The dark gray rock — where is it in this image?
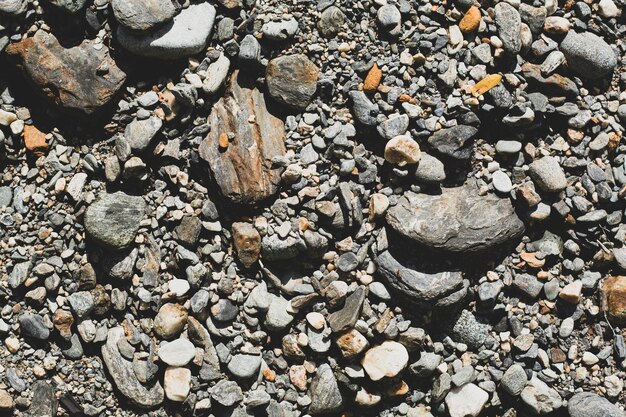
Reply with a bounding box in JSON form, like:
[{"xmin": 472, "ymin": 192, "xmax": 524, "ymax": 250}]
[
  {"xmin": 26, "ymin": 381, "xmax": 57, "ymax": 417},
  {"xmin": 19, "ymin": 313, "xmax": 50, "ymax": 340},
  {"xmin": 308, "ymin": 364, "xmax": 343, "ymax": 415},
  {"xmin": 349, "ymin": 90, "xmax": 378, "ymax": 126},
  {"xmin": 45, "ymin": 0, "xmax": 87, "ymax": 13},
  {"xmin": 328, "ymin": 286, "xmax": 365, "ymax": 333},
  {"xmin": 266, "ymin": 54, "xmax": 319, "ymax": 110},
  {"xmin": 125, "ymin": 116, "xmax": 162, "ymax": 152},
  {"xmin": 495, "ymin": 2, "xmax": 522, "ymax": 54},
  {"xmin": 386, "ymin": 181, "xmax": 525, "ymax": 253},
  {"xmin": 211, "ymin": 380, "xmax": 243, "ymax": 407},
  {"xmin": 427, "ymin": 125, "xmax": 478, "ymax": 160}
]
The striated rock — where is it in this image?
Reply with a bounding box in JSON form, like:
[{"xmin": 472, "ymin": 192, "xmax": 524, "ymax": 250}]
[
  {"xmin": 560, "ymin": 31, "xmax": 617, "ymax": 79},
  {"xmin": 84, "ymin": 192, "xmax": 146, "ymax": 250},
  {"xmin": 361, "ymin": 341, "xmax": 408, "ymax": 381},
  {"xmin": 26, "ymin": 381, "xmax": 57, "ymax": 417},
  {"xmin": 232, "ymin": 222, "xmax": 261, "ymax": 268},
  {"xmin": 5, "ymin": 30, "xmax": 127, "ymax": 115},
  {"xmin": 308, "ymin": 364, "xmax": 343, "ymax": 415},
  {"xmin": 386, "ymin": 181, "xmax": 524, "ymax": 253},
  {"xmin": 199, "ymin": 72, "xmax": 286, "ymax": 204},
  {"xmin": 266, "ymin": 54, "xmax": 319, "ymax": 110},
  {"xmin": 111, "ymin": 0, "xmax": 177, "ymax": 31},
  {"xmin": 101, "ymin": 327, "xmax": 164, "ymax": 408},
  {"xmin": 427, "ymin": 125, "xmax": 478, "ymax": 160},
  {"xmin": 117, "ymin": 3, "xmax": 215, "ymax": 60},
  {"xmin": 603, "ymin": 276, "xmax": 626, "ymax": 325}
]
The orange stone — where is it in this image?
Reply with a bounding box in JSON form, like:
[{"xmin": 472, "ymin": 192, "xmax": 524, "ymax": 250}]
[
  {"xmin": 459, "ymin": 6, "xmax": 481, "ymax": 33},
  {"xmin": 363, "ymin": 63, "xmax": 382, "ymax": 92},
  {"xmin": 603, "ymin": 276, "xmax": 626, "ymax": 324},
  {"xmin": 262, "ymin": 367, "xmax": 276, "ymax": 382},
  {"xmin": 471, "ymin": 74, "xmax": 502, "ymax": 97},
  {"xmin": 218, "ymin": 132, "xmax": 229, "ymax": 150},
  {"xmin": 23, "ymin": 124, "xmax": 48, "ymax": 155}
]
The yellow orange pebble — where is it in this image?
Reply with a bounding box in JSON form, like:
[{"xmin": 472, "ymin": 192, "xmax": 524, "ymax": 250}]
[
  {"xmin": 363, "ymin": 63, "xmax": 382, "ymax": 92},
  {"xmin": 23, "ymin": 124, "xmax": 48, "ymax": 155},
  {"xmin": 218, "ymin": 133, "xmax": 229, "ymax": 150},
  {"xmin": 471, "ymin": 74, "xmax": 503, "ymax": 97},
  {"xmin": 459, "ymin": 6, "xmax": 481, "ymax": 33}
]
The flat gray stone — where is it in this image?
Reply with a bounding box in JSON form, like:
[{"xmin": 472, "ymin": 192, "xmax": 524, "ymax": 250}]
[
  {"xmin": 568, "ymin": 392, "xmax": 624, "ymax": 417},
  {"xmin": 560, "ymin": 31, "xmax": 617, "ymax": 79},
  {"xmin": 112, "ymin": 0, "xmax": 177, "ymax": 31},
  {"xmin": 308, "ymin": 364, "xmax": 343, "ymax": 415}
]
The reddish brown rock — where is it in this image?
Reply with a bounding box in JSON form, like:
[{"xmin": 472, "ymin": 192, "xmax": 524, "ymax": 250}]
[
  {"xmin": 198, "ymin": 72, "xmax": 285, "ymax": 205},
  {"xmin": 266, "ymin": 54, "xmax": 319, "ymax": 110},
  {"xmin": 5, "ymin": 30, "xmax": 127, "ymax": 114},
  {"xmin": 232, "ymin": 222, "xmax": 261, "ymax": 267},
  {"xmin": 603, "ymin": 276, "xmax": 626, "ymax": 324},
  {"xmin": 23, "ymin": 124, "xmax": 48, "ymax": 155},
  {"xmin": 52, "ymin": 309, "xmax": 74, "ymax": 340}
]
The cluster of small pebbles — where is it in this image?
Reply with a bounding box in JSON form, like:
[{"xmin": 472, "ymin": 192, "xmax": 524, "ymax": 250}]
[{"xmin": 0, "ymin": 0, "xmax": 625, "ymax": 416}]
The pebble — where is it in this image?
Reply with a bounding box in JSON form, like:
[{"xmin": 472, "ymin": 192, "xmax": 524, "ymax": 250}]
[
  {"xmin": 158, "ymin": 338, "xmax": 196, "ymax": 366},
  {"xmin": 528, "ymin": 156, "xmax": 567, "ymax": 193},
  {"xmin": 361, "ymin": 341, "xmax": 409, "ymax": 381},
  {"xmin": 164, "ymin": 367, "xmax": 191, "ymax": 402}
]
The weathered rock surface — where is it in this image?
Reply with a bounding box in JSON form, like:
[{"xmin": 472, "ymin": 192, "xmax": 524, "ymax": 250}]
[
  {"xmin": 199, "ymin": 72, "xmax": 286, "ymax": 204},
  {"xmin": 101, "ymin": 327, "xmax": 164, "ymax": 408},
  {"xmin": 308, "ymin": 364, "xmax": 343, "ymax": 415},
  {"xmin": 386, "ymin": 182, "xmax": 525, "ymax": 253},
  {"xmin": 266, "ymin": 54, "xmax": 319, "ymax": 110},
  {"xmin": 45, "ymin": 0, "xmax": 87, "ymax": 13},
  {"xmin": 560, "ymin": 31, "xmax": 617, "ymax": 79},
  {"xmin": 427, "ymin": 125, "xmax": 478, "ymax": 160},
  {"xmin": 0, "ymin": 0, "xmax": 26, "ymax": 14},
  {"xmin": 26, "ymin": 381, "xmax": 57, "ymax": 417},
  {"xmin": 603, "ymin": 276, "xmax": 626, "ymax": 325},
  {"xmin": 232, "ymin": 222, "xmax": 261, "ymax": 267},
  {"xmin": 111, "ymin": 0, "xmax": 177, "ymax": 31},
  {"xmin": 84, "ymin": 192, "xmax": 146, "ymax": 250},
  {"xmin": 568, "ymin": 392, "xmax": 624, "ymax": 417},
  {"xmin": 5, "ymin": 30, "xmax": 127, "ymax": 114}
]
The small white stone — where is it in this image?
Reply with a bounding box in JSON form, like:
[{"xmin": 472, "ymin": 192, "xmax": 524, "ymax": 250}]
[
  {"xmin": 361, "ymin": 341, "xmax": 408, "ymax": 381},
  {"xmin": 598, "ymin": 0, "xmax": 620, "ymax": 17},
  {"xmin": 168, "ymin": 279, "xmax": 190, "ymax": 297},
  {"xmin": 492, "ymin": 170, "xmax": 512, "ymax": 194},
  {"xmin": 582, "ymin": 351, "xmax": 599, "ymax": 366},
  {"xmin": 445, "ymin": 383, "xmax": 489, "ymax": 417},
  {"xmin": 306, "ymin": 312, "xmax": 326, "ymax": 330},
  {"xmin": 164, "ymin": 366, "xmax": 191, "ymax": 402},
  {"xmin": 159, "ymin": 338, "xmax": 196, "ymax": 366}
]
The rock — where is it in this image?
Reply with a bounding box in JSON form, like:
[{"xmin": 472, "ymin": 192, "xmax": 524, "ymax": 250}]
[
  {"xmin": 377, "ymin": 4, "xmax": 401, "ymax": 36},
  {"xmin": 328, "ymin": 286, "xmax": 365, "ymax": 333},
  {"xmin": 111, "ymin": 0, "xmax": 177, "ymax": 31},
  {"xmin": 6, "ymin": 30, "xmax": 126, "ymax": 114},
  {"xmin": 386, "ymin": 181, "xmax": 524, "ymax": 253},
  {"xmin": 500, "ymin": 364, "xmax": 528, "ymax": 396},
  {"xmin": 528, "ymin": 156, "xmax": 567, "ymax": 193},
  {"xmin": 173, "ymin": 216, "xmax": 202, "ymax": 247},
  {"xmin": 514, "ymin": 274, "xmax": 544, "ymax": 299},
  {"xmin": 522, "ymin": 63, "xmax": 579, "ymax": 98},
  {"xmin": 101, "ymin": 327, "xmax": 164, "ymax": 408},
  {"xmin": 520, "ymin": 375, "xmax": 562, "ymax": 414},
  {"xmin": 363, "ymin": 63, "xmax": 383, "ymax": 92},
  {"xmin": 198, "ymin": 72, "xmax": 286, "ymax": 205},
  {"xmin": 318, "ymin": 6, "xmax": 345, "ymax": 38},
  {"xmin": 125, "ymin": 117, "xmax": 162, "ymax": 152},
  {"xmin": 68, "ymin": 291, "xmax": 94, "ymax": 318},
  {"xmin": 159, "ymin": 338, "xmax": 195, "ymax": 366},
  {"xmin": 84, "ymin": 192, "xmax": 146, "ymax": 250},
  {"xmin": 376, "ymin": 250, "xmax": 467, "ymax": 308},
  {"xmin": 336, "ymin": 329, "xmax": 369, "ymax": 358},
  {"xmin": 117, "ymin": 3, "xmax": 216, "ymax": 60},
  {"xmin": 266, "ymin": 54, "xmax": 319, "ymax": 110},
  {"xmin": 349, "ymin": 90, "xmax": 378, "ymax": 126},
  {"xmin": 265, "ymin": 295, "xmax": 295, "ymax": 332},
  {"xmin": 494, "ymin": 2, "xmax": 522, "ymax": 54},
  {"xmin": 544, "ymin": 16, "xmax": 570, "ymax": 34},
  {"xmin": 598, "ymin": 0, "xmax": 620, "ymax": 17},
  {"xmin": 445, "ymin": 384, "xmax": 489, "ymax": 417},
  {"xmin": 409, "ymin": 352, "xmax": 441, "ymax": 378},
  {"xmin": 559, "ymin": 281, "xmax": 582, "ymax": 304},
  {"xmin": 238, "ymin": 35, "xmax": 261, "ymax": 66},
  {"xmin": 211, "ymin": 380, "xmax": 243, "ymax": 407},
  {"xmin": 164, "ymin": 367, "xmax": 191, "ymax": 402},
  {"xmin": 202, "ymin": 53, "xmax": 230, "ymax": 95},
  {"xmin": 232, "ymin": 222, "xmax": 261, "ymax": 267},
  {"xmin": 26, "ymin": 381, "xmax": 57, "ymax": 417},
  {"xmin": 427, "ymin": 125, "xmax": 478, "ymax": 160},
  {"xmin": 262, "ymin": 18, "xmax": 298, "ymax": 40},
  {"xmin": 414, "ymin": 153, "xmax": 446, "ymax": 183},
  {"xmin": 449, "ymin": 310, "xmax": 490, "ymax": 350},
  {"xmin": 227, "ymin": 354, "xmax": 262, "ymax": 379},
  {"xmin": 154, "ymin": 303, "xmax": 188, "ymax": 339},
  {"xmin": 23, "ymin": 124, "xmax": 48, "ymax": 155},
  {"xmin": 492, "ymin": 170, "xmax": 513, "ymax": 194},
  {"xmin": 560, "ymin": 31, "xmax": 617, "ymax": 79},
  {"xmin": 603, "ymin": 276, "xmax": 626, "ymax": 324},
  {"xmin": 0, "ymin": 389, "xmax": 12, "ymax": 410},
  {"xmin": 0, "ymin": 0, "xmax": 27, "ymax": 15},
  {"xmin": 361, "ymin": 341, "xmax": 408, "ymax": 381},
  {"xmin": 568, "ymin": 392, "xmax": 624, "ymax": 417},
  {"xmin": 384, "ymin": 135, "xmax": 421, "ymax": 166},
  {"xmin": 459, "ymin": 6, "xmax": 481, "ymax": 33},
  {"xmin": 45, "ymin": 0, "xmax": 87, "ymax": 13},
  {"xmin": 19, "ymin": 313, "xmax": 50, "ymax": 340},
  {"xmin": 308, "ymin": 364, "xmax": 343, "ymax": 415},
  {"xmin": 378, "ymin": 113, "xmax": 409, "ymax": 139}
]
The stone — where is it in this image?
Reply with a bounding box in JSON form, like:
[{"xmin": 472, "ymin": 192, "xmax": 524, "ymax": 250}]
[
  {"xmin": 459, "ymin": 6, "xmax": 481, "ymax": 33},
  {"xmin": 500, "ymin": 364, "xmax": 527, "ymax": 396},
  {"xmin": 266, "ymin": 54, "xmax": 319, "ymax": 110},
  {"xmin": 349, "ymin": 90, "xmax": 378, "ymax": 126},
  {"xmin": 159, "ymin": 338, "xmax": 195, "ymax": 366},
  {"xmin": 0, "ymin": 389, "xmax": 12, "ymax": 410},
  {"xmin": 409, "ymin": 352, "xmax": 441, "ymax": 378},
  {"xmin": 164, "ymin": 367, "xmax": 191, "ymax": 402},
  {"xmin": 198, "ymin": 72, "xmax": 286, "ymax": 205},
  {"xmin": 494, "ymin": 2, "xmax": 522, "ymax": 54},
  {"xmin": 568, "ymin": 392, "xmax": 624, "ymax": 417},
  {"xmin": 560, "ymin": 31, "xmax": 617, "ymax": 79},
  {"xmin": 528, "ymin": 156, "xmax": 567, "ymax": 193},
  {"xmin": 603, "ymin": 276, "xmax": 626, "ymax": 325},
  {"xmin": 117, "ymin": 3, "xmax": 216, "ymax": 60},
  {"xmin": 0, "ymin": 0, "xmax": 26, "ymax": 14},
  {"xmin": 6, "ymin": 30, "xmax": 126, "ymax": 114},
  {"xmin": 328, "ymin": 286, "xmax": 365, "ymax": 333},
  {"xmin": 559, "ymin": 281, "xmax": 582, "ymax": 304},
  {"xmin": 261, "ymin": 18, "xmax": 298, "ymax": 41},
  {"xmin": 427, "ymin": 125, "xmax": 478, "ymax": 160},
  {"xmin": 125, "ymin": 117, "xmax": 162, "ymax": 152},
  {"xmin": 308, "ymin": 364, "xmax": 343, "ymax": 415},
  {"xmin": 445, "ymin": 384, "xmax": 489, "ymax": 417},
  {"xmin": 376, "ymin": 4, "xmax": 401, "ymax": 36},
  {"xmin": 472, "ymin": 74, "xmax": 502, "ymax": 97},
  {"xmin": 362, "ymin": 341, "xmax": 409, "ymax": 381},
  {"xmin": 318, "ymin": 6, "xmax": 345, "ymax": 38},
  {"xmin": 265, "ymin": 295, "xmax": 295, "ymax": 332},
  {"xmin": 45, "ymin": 0, "xmax": 87, "ymax": 13},
  {"xmin": 227, "ymin": 354, "xmax": 262, "ymax": 379},
  {"xmin": 449, "ymin": 310, "xmax": 490, "ymax": 350},
  {"xmin": 544, "ymin": 16, "xmax": 569, "ymax": 34},
  {"xmin": 520, "ymin": 375, "xmax": 562, "ymax": 414},
  {"xmin": 211, "ymin": 380, "xmax": 243, "ymax": 407},
  {"xmin": 202, "ymin": 53, "xmax": 230, "ymax": 95},
  {"xmin": 384, "ymin": 135, "xmax": 421, "ymax": 166},
  {"xmin": 378, "ymin": 113, "xmax": 409, "ymax": 139},
  {"xmin": 173, "ymin": 216, "xmax": 202, "ymax": 247},
  {"xmin": 414, "ymin": 153, "xmax": 446, "ymax": 184},
  {"xmin": 154, "ymin": 303, "xmax": 188, "ymax": 339},
  {"xmin": 232, "ymin": 222, "xmax": 261, "ymax": 268},
  {"xmin": 101, "ymin": 327, "xmax": 164, "ymax": 408},
  {"xmin": 386, "ymin": 181, "xmax": 524, "ymax": 253},
  {"xmin": 19, "ymin": 313, "xmax": 50, "ymax": 340},
  {"xmin": 336, "ymin": 329, "xmax": 369, "ymax": 358},
  {"xmin": 492, "ymin": 170, "xmax": 513, "ymax": 194},
  {"xmin": 84, "ymin": 191, "xmax": 146, "ymax": 250},
  {"xmin": 514, "ymin": 274, "xmax": 544, "ymax": 299},
  {"xmin": 598, "ymin": 0, "xmax": 620, "ymax": 17},
  {"xmin": 23, "ymin": 124, "xmax": 48, "ymax": 154},
  {"xmin": 363, "ymin": 63, "xmax": 383, "ymax": 92},
  {"xmin": 68, "ymin": 291, "xmax": 94, "ymax": 318},
  {"xmin": 111, "ymin": 0, "xmax": 177, "ymax": 31},
  {"xmin": 26, "ymin": 381, "xmax": 57, "ymax": 417}
]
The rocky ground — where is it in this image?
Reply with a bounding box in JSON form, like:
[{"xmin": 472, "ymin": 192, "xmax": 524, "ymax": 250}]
[{"xmin": 0, "ymin": 0, "xmax": 625, "ymax": 416}]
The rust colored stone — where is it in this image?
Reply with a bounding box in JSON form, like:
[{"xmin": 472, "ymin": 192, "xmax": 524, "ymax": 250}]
[
  {"xmin": 52, "ymin": 309, "xmax": 74, "ymax": 340},
  {"xmin": 23, "ymin": 124, "xmax": 48, "ymax": 155},
  {"xmin": 231, "ymin": 222, "xmax": 261, "ymax": 267},
  {"xmin": 218, "ymin": 132, "xmax": 229, "ymax": 150},
  {"xmin": 5, "ymin": 30, "xmax": 126, "ymax": 114},
  {"xmin": 459, "ymin": 6, "xmax": 481, "ymax": 33},
  {"xmin": 363, "ymin": 63, "xmax": 382, "ymax": 92},
  {"xmin": 471, "ymin": 74, "xmax": 502, "ymax": 97},
  {"xmin": 603, "ymin": 276, "xmax": 626, "ymax": 324}
]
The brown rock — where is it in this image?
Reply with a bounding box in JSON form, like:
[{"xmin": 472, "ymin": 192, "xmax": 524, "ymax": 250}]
[
  {"xmin": 23, "ymin": 124, "xmax": 48, "ymax": 155},
  {"xmin": 0, "ymin": 389, "xmax": 13, "ymax": 410},
  {"xmin": 232, "ymin": 222, "xmax": 261, "ymax": 268},
  {"xmin": 363, "ymin": 63, "xmax": 382, "ymax": 92},
  {"xmin": 52, "ymin": 309, "xmax": 74, "ymax": 340},
  {"xmin": 471, "ymin": 74, "xmax": 502, "ymax": 97},
  {"xmin": 290, "ymin": 365, "xmax": 308, "ymax": 391},
  {"xmin": 335, "ymin": 329, "xmax": 369, "ymax": 358},
  {"xmin": 459, "ymin": 6, "xmax": 481, "ymax": 33},
  {"xmin": 521, "ymin": 63, "xmax": 578, "ymax": 98},
  {"xmin": 5, "ymin": 30, "xmax": 127, "ymax": 114},
  {"xmin": 154, "ymin": 303, "xmax": 188, "ymax": 339},
  {"xmin": 265, "ymin": 54, "xmax": 319, "ymax": 110},
  {"xmin": 603, "ymin": 276, "xmax": 626, "ymax": 324},
  {"xmin": 198, "ymin": 72, "xmax": 286, "ymax": 205}
]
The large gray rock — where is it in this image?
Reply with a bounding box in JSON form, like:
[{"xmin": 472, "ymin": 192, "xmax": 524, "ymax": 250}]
[
  {"xmin": 84, "ymin": 191, "xmax": 146, "ymax": 250},
  {"xmin": 528, "ymin": 156, "xmax": 567, "ymax": 193},
  {"xmin": 560, "ymin": 31, "xmax": 617, "ymax": 79},
  {"xmin": 386, "ymin": 181, "xmax": 525, "ymax": 253},
  {"xmin": 568, "ymin": 392, "xmax": 624, "ymax": 417},
  {"xmin": 101, "ymin": 327, "xmax": 164, "ymax": 408},
  {"xmin": 0, "ymin": 0, "xmax": 26, "ymax": 14},
  {"xmin": 111, "ymin": 0, "xmax": 177, "ymax": 31},
  {"xmin": 125, "ymin": 116, "xmax": 163, "ymax": 151},
  {"xmin": 117, "ymin": 3, "xmax": 216, "ymax": 60},
  {"xmin": 495, "ymin": 2, "xmax": 522, "ymax": 54},
  {"xmin": 198, "ymin": 72, "xmax": 286, "ymax": 205},
  {"xmin": 376, "ymin": 250, "xmax": 468, "ymax": 309},
  {"xmin": 308, "ymin": 364, "xmax": 343, "ymax": 415},
  {"xmin": 520, "ymin": 375, "xmax": 562, "ymax": 414},
  {"xmin": 266, "ymin": 54, "xmax": 319, "ymax": 110},
  {"xmin": 26, "ymin": 381, "xmax": 57, "ymax": 417}
]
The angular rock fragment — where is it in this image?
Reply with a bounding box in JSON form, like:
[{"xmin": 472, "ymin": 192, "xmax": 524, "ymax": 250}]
[
  {"xmin": 5, "ymin": 30, "xmax": 127, "ymax": 114},
  {"xmin": 199, "ymin": 72, "xmax": 286, "ymax": 204},
  {"xmin": 232, "ymin": 222, "xmax": 261, "ymax": 268},
  {"xmin": 266, "ymin": 54, "xmax": 319, "ymax": 110},
  {"xmin": 602, "ymin": 276, "xmax": 626, "ymax": 325},
  {"xmin": 111, "ymin": 0, "xmax": 177, "ymax": 31},
  {"xmin": 427, "ymin": 125, "xmax": 478, "ymax": 160},
  {"xmin": 568, "ymin": 392, "xmax": 624, "ymax": 417},
  {"xmin": 84, "ymin": 192, "xmax": 146, "ymax": 250},
  {"xmin": 27, "ymin": 381, "xmax": 57, "ymax": 417},
  {"xmin": 308, "ymin": 364, "xmax": 343, "ymax": 415}
]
